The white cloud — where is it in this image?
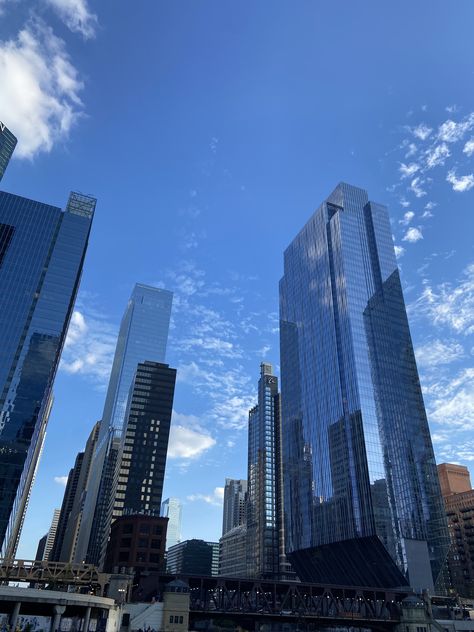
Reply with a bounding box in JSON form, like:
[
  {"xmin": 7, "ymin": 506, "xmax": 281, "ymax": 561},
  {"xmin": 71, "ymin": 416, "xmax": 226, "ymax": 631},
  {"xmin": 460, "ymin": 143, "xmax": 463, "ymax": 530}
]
[
  {"xmin": 399, "ymin": 211, "xmax": 415, "ymax": 225},
  {"xmin": 0, "ymin": 19, "xmax": 84, "ymax": 159},
  {"xmin": 399, "ymin": 162, "xmax": 420, "ymax": 178},
  {"xmin": 410, "ymin": 177, "xmax": 427, "ymax": 197},
  {"xmin": 446, "ymin": 169, "xmax": 474, "ymax": 193},
  {"xmin": 394, "ymin": 245, "xmax": 405, "ymax": 259},
  {"xmin": 425, "ymin": 143, "xmax": 450, "ymax": 169},
  {"xmin": 187, "ymin": 487, "xmax": 224, "ymax": 507},
  {"xmin": 438, "ymin": 114, "xmax": 474, "ymax": 143},
  {"xmin": 463, "ymin": 139, "xmax": 474, "ymax": 157},
  {"xmin": 168, "ymin": 413, "xmax": 216, "ymax": 460},
  {"xmin": 44, "ymin": 0, "xmax": 98, "ymax": 39},
  {"xmin": 399, "ymin": 197, "xmax": 410, "ymax": 208},
  {"xmin": 405, "ymin": 143, "xmax": 417, "ymax": 158},
  {"xmin": 428, "ymin": 369, "xmax": 474, "ymax": 431},
  {"xmin": 409, "ymin": 263, "xmax": 474, "ymax": 335},
  {"xmin": 412, "ymin": 124, "xmax": 432, "ymax": 141},
  {"xmin": 60, "ymin": 305, "xmax": 118, "ymax": 386},
  {"xmin": 415, "ymin": 340, "xmax": 465, "ymax": 368},
  {"xmin": 403, "ymin": 227, "xmax": 423, "ymax": 243},
  {"xmin": 54, "ymin": 475, "xmax": 68, "ymax": 486}
]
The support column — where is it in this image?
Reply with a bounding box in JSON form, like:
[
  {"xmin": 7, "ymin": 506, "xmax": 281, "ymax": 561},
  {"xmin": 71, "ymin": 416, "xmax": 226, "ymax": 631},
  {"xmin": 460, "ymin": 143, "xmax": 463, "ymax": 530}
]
[
  {"xmin": 51, "ymin": 605, "xmax": 66, "ymax": 632},
  {"xmin": 82, "ymin": 607, "xmax": 91, "ymax": 632},
  {"xmin": 10, "ymin": 601, "xmax": 21, "ymax": 631}
]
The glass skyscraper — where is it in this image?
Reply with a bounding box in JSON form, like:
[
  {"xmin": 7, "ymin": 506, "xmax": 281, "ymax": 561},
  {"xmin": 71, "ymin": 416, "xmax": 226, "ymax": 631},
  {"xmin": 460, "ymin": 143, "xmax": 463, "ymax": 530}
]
[
  {"xmin": 74, "ymin": 284, "xmax": 173, "ymax": 565},
  {"xmin": 247, "ymin": 363, "xmax": 291, "ymax": 580},
  {"xmin": 161, "ymin": 497, "xmax": 183, "ymax": 549},
  {"xmin": 0, "ymin": 121, "xmax": 17, "ymax": 183},
  {"xmin": 279, "ymin": 182, "xmax": 449, "ymax": 590},
  {"xmin": 0, "ymin": 190, "xmax": 95, "ymax": 558}
]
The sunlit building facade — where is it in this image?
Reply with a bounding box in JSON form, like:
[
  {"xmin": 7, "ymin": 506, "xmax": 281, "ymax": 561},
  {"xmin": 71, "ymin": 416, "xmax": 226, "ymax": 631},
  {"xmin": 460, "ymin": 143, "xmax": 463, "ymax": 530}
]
[
  {"xmin": 0, "ymin": 121, "xmax": 17, "ymax": 182},
  {"xmin": 0, "ymin": 191, "xmax": 95, "ymax": 557},
  {"xmin": 279, "ymin": 182, "xmax": 449, "ymax": 590}
]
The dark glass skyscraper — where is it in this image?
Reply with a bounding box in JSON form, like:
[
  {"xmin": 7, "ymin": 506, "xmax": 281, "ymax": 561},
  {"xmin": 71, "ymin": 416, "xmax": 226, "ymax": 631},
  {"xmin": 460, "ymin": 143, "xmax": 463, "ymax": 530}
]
[
  {"xmin": 0, "ymin": 190, "xmax": 95, "ymax": 557},
  {"xmin": 279, "ymin": 182, "xmax": 449, "ymax": 590},
  {"xmin": 222, "ymin": 479, "xmax": 247, "ymax": 536},
  {"xmin": 113, "ymin": 361, "xmax": 176, "ymax": 518},
  {"xmin": 0, "ymin": 121, "xmax": 17, "ymax": 183},
  {"xmin": 247, "ymin": 363, "xmax": 288, "ymax": 579}
]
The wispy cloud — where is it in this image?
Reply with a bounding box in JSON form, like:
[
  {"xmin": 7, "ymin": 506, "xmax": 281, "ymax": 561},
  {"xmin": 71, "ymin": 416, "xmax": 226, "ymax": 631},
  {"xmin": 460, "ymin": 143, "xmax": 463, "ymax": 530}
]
[
  {"xmin": 60, "ymin": 300, "xmax": 118, "ymax": 387},
  {"xmin": 415, "ymin": 339, "xmax": 465, "ymax": 368},
  {"xmin": 187, "ymin": 486, "xmax": 224, "ymax": 506},
  {"xmin": 411, "ymin": 123, "xmax": 432, "ymax": 141},
  {"xmin": 399, "ymin": 162, "xmax": 420, "ymax": 179},
  {"xmin": 425, "ymin": 143, "xmax": 450, "ymax": 169},
  {"xmin": 438, "ymin": 114, "xmax": 474, "ymax": 143},
  {"xmin": 0, "ymin": 18, "xmax": 84, "ymax": 159},
  {"xmin": 410, "ymin": 177, "xmax": 427, "ymax": 197},
  {"xmin": 463, "ymin": 139, "xmax": 474, "ymax": 157},
  {"xmin": 409, "ymin": 263, "xmax": 474, "ymax": 335},
  {"xmin": 394, "ymin": 245, "xmax": 405, "ymax": 259},
  {"xmin": 399, "ymin": 211, "xmax": 415, "ymax": 225},
  {"xmin": 446, "ymin": 169, "xmax": 474, "ymax": 193},
  {"xmin": 54, "ymin": 475, "xmax": 68, "ymax": 486},
  {"xmin": 403, "ymin": 227, "xmax": 423, "ymax": 243},
  {"xmin": 44, "ymin": 0, "xmax": 98, "ymax": 39}
]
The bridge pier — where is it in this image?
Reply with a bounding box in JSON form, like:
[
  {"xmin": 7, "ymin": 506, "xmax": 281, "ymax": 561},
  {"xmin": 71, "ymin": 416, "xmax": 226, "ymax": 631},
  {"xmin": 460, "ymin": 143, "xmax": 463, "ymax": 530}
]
[
  {"xmin": 10, "ymin": 600, "xmax": 21, "ymax": 630},
  {"xmin": 51, "ymin": 604, "xmax": 66, "ymax": 632},
  {"xmin": 83, "ymin": 606, "xmax": 92, "ymax": 632}
]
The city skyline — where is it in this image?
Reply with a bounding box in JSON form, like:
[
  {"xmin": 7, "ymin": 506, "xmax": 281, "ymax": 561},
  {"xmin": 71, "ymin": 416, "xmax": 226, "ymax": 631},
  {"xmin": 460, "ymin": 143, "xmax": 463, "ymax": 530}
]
[{"xmin": 0, "ymin": 2, "xmax": 472, "ymax": 557}]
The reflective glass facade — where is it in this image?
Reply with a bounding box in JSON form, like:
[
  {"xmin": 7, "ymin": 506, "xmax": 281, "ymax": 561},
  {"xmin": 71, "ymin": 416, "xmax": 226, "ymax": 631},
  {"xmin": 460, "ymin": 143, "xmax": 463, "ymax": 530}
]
[
  {"xmin": 279, "ymin": 183, "xmax": 449, "ymax": 589},
  {"xmin": 247, "ymin": 363, "xmax": 290, "ymax": 579},
  {"xmin": 74, "ymin": 285, "xmax": 173, "ymax": 565},
  {"xmin": 161, "ymin": 497, "xmax": 183, "ymax": 549},
  {"xmin": 0, "ymin": 122, "xmax": 17, "ymax": 183},
  {"xmin": 0, "ymin": 191, "xmax": 94, "ymax": 557}
]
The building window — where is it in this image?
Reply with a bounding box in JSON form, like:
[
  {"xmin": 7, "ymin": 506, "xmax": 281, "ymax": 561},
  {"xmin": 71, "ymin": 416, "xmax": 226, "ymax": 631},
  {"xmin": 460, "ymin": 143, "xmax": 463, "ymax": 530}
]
[
  {"xmin": 169, "ymin": 616, "xmax": 173, "ymax": 624},
  {"xmin": 179, "ymin": 617, "xmax": 183, "ymax": 624}
]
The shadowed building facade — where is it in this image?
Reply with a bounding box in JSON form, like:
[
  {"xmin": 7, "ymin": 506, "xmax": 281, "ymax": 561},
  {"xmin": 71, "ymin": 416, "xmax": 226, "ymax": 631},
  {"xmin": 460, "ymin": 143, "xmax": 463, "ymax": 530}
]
[
  {"xmin": 279, "ymin": 182, "xmax": 449, "ymax": 590},
  {"xmin": 0, "ymin": 190, "xmax": 95, "ymax": 558}
]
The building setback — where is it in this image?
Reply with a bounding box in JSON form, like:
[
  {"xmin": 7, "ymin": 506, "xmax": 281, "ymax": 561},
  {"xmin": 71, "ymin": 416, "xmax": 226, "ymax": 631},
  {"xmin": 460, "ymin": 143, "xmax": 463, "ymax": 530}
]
[
  {"xmin": 222, "ymin": 479, "xmax": 247, "ymax": 536},
  {"xmin": 74, "ymin": 284, "xmax": 173, "ymax": 566},
  {"xmin": 0, "ymin": 190, "xmax": 95, "ymax": 558},
  {"xmin": 279, "ymin": 182, "xmax": 449, "ymax": 590}
]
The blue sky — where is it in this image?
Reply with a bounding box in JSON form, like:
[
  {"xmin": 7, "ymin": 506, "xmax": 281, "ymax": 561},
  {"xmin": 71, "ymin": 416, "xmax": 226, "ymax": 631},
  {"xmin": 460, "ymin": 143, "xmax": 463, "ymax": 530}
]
[{"xmin": 0, "ymin": 0, "xmax": 473, "ymax": 558}]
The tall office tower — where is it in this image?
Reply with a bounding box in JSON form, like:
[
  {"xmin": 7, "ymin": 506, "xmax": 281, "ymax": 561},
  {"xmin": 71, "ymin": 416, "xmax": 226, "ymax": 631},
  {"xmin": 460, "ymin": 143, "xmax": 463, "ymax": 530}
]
[
  {"xmin": 0, "ymin": 191, "xmax": 95, "ymax": 558},
  {"xmin": 0, "ymin": 120, "xmax": 17, "ymax": 182},
  {"xmin": 247, "ymin": 363, "xmax": 289, "ymax": 579},
  {"xmin": 222, "ymin": 479, "xmax": 247, "ymax": 536},
  {"xmin": 58, "ymin": 422, "xmax": 100, "ymax": 562},
  {"xmin": 206, "ymin": 541, "xmax": 220, "ymax": 577},
  {"xmin": 279, "ymin": 182, "xmax": 449, "ymax": 590},
  {"xmin": 112, "ymin": 362, "xmax": 176, "ymax": 520},
  {"xmin": 161, "ymin": 498, "xmax": 182, "ymax": 549},
  {"xmin": 49, "ymin": 451, "xmax": 84, "ymax": 561},
  {"xmin": 43, "ymin": 509, "xmax": 61, "ymax": 561},
  {"xmin": 74, "ymin": 284, "xmax": 173, "ymax": 565}
]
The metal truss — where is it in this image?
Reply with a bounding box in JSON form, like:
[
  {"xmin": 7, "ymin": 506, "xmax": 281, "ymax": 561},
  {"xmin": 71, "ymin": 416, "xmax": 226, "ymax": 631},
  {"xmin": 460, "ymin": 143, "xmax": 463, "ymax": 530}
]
[
  {"xmin": 185, "ymin": 576, "xmax": 409, "ymax": 623},
  {"xmin": 0, "ymin": 559, "xmax": 108, "ymax": 592}
]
